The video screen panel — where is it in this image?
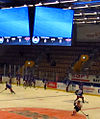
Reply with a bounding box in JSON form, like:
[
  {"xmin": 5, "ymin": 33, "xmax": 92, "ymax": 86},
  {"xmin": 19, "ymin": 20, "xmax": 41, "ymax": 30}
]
[
  {"xmin": 0, "ymin": 7, "xmax": 30, "ymax": 45},
  {"xmin": 77, "ymin": 24, "xmax": 100, "ymax": 42},
  {"xmin": 32, "ymin": 6, "xmax": 74, "ymax": 46}
]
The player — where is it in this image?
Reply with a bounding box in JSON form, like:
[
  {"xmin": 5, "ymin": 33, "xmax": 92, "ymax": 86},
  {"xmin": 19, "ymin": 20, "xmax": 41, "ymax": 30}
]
[
  {"xmin": 44, "ymin": 79, "xmax": 47, "ymax": 90},
  {"xmin": 16, "ymin": 73, "xmax": 21, "ymax": 86},
  {"xmin": 5, "ymin": 82, "xmax": 15, "ymax": 94},
  {"xmin": 23, "ymin": 74, "xmax": 28, "ymax": 88},
  {"xmin": 66, "ymin": 81, "xmax": 71, "ymax": 92},
  {"xmin": 8, "ymin": 73, "xmax": 12, "ymax": 85},
  {"xmin": 74, "ymin": 88, "xmax": 84, "ymax": 103},
  {"xmin": 32, "ymin": 77, "xmax": 36, "ymax": 88},
  {"xmin": 72, "ymin": 100, "xmax": 82, "ymax": 116}
]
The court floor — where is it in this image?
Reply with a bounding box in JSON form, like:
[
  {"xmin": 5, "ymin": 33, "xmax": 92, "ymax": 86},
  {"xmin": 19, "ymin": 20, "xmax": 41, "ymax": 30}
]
[{"xmin": 0, "ymin": 84, "xmax": 99, "ymax": 119}]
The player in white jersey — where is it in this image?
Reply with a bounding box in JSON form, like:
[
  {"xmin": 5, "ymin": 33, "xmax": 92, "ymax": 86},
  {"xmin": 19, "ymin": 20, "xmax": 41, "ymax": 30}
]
[{"xmin": 74, "ymin": 88, "xmax": 84, "ymax": 103}]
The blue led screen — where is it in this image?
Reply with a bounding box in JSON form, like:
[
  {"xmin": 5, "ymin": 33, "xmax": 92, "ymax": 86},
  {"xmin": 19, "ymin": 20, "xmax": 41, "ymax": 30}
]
[
  {"xmin": 0, "ymin": 7, "xmax": 29, "ymax": 37},
  {"xmin": 33, "ymin": 6, "xmax": 74, "ymax": 38}
]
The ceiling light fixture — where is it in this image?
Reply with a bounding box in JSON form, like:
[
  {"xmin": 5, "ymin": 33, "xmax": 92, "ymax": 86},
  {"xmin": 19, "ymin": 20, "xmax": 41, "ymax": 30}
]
[
  {"xmin": 74, "ymin": 13, "xmax": 82, "ymax": 16},
  {"xmin": 43, "ymin": 1, "xmax": 59, "ymax": 5},
  {"xmin": 24, "ymin": 4, "xmax": 27, "ymax": 7},
  {"xmin": 86, "ymin": 21, "xmax": 95, "ymax": 23},
  {"xmin": 94, "ymin": 20, "xmax": 96, "ymax": 23},
  {"xmin": 28, "ymin": 5, "xmax": 34, "ymax": 7},
  {"xmin": 84, "ymin": 17, "xmax": 87, "ymax": 20},
  {"xmin": 35, "ymin": 2, "xmax": 42, "ymax": 6},
  {"xmin": 74, "ymin": 21, "xmax": 85, "ymax": 24},
  {"xmin": 97, "ymin": 17, "xmax": 100, "ymax": 19},
  {"xmin": 1, "ymin": 7, "xmax": 11, "ymax": 9},
  {"xmin": 83, "ymin": 12, "xmax": 97, "ymax": 15},
  {"xmin": 73, "ymin": 5, "xmax": 88, "ymax": 9},
  {"xmin": 68, "ymin": 6, "xmax": 72, "ymax": 9},
  {"xmin": 60, "ymin": 0, "xmax": 75, "ymax": 3}
]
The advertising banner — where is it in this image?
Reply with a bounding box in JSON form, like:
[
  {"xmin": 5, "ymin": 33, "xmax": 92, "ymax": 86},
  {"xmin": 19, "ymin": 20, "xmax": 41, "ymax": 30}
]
[
  {"xmin": 69, "ymin": 73, "xmax": 100, "ymax": 84},
  {"xmin": 83, "ymin": 86, "xmax": 95, "ymax": 94},
  {"xmin": 69, "ymin": 74, "xmax": 90, "ymax": 82},
  {"xmin": 57, "ymin": 83, "xmax": 66, "ymax": 90},
  {"xmin": 47, "ymin": 82, "xmax": 57, "ymax": 89},
  {"xmin": 36, "ymin": 80, "xmax": 44, "ymax": 87}
]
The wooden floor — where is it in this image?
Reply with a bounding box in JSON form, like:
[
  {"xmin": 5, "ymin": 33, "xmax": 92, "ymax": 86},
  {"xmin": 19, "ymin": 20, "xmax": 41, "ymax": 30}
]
[{"xmin": 0, "ymin": 84, "xmax": 99, "ymax": 119}]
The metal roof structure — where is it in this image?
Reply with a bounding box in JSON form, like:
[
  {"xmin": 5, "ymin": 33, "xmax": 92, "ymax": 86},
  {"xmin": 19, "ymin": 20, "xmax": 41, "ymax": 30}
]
[{"xmin": 0, "ymin": 0, "xmax": 100, "ymax": 24}]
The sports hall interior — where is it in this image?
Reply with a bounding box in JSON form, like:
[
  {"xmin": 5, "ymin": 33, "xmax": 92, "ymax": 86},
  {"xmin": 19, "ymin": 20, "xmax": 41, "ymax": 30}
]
[{"xmin": 0, "ymin": 0, "xmax": 100, "ymax": 119}]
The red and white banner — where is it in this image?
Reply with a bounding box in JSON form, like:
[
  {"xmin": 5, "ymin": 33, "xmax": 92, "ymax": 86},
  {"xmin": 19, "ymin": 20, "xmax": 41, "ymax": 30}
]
[
  {"xmin": 69, "ymin": 73, "xmax": 100, "ymax": 84},
  {"xmin": 47, "ymin": 82, "xmax": 57, "ymax": 89},
  {"xmin": 70, "ymin": 74, "xmax": 90, "ymax": 82}
]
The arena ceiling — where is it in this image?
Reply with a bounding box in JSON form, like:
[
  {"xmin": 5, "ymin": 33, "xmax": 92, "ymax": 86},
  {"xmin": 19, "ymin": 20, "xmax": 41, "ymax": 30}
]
[{"xmin": 0, "ymin": 0, "xmax": 100, "ymax": 24}]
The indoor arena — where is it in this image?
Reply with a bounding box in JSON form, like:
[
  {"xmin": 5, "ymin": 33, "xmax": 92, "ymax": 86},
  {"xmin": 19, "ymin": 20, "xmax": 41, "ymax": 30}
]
[{"xmin": 0, "ymin": 0, "xmax": 100, "ymax": 119}]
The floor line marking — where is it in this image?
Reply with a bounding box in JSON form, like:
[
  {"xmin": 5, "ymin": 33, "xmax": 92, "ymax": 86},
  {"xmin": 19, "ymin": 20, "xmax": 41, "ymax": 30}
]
[
  {"xmin": 83, "ymin": 107, "xmax": 100, "ymax": 111},
  {"xmin": 0, "ymin": 94, "xmax": 73, "ymax": 102}
]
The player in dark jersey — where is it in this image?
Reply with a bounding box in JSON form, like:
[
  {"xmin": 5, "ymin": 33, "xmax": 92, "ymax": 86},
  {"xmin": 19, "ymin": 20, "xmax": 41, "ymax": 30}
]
[
  {"xmin": 16, "ymin": 74, "xmax": 21, "ymax": 86},
  {"xmin": 44, "ymin": 79, "xmax": 47, "ymax": 90},
  {"xmin": 74, "ymin": 88, "xmax": 84, "ymax": 103},
  {"xmin": 5, "ymin": 82, "xmax": 15, "ymax": 94},
  {"xmin": 31, "ymin": 77, "xmax": 36, "ymax": 88},
  {"xmin": 23, "ymin": 75, "xmax": 28, "ymax": 88},
  {"xmin": 72, "ymin": 100, "xmax": 82, "ymax": 116}
]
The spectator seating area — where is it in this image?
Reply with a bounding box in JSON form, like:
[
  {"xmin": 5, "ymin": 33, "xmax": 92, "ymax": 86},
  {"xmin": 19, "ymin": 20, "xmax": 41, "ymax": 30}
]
[{"xmin": 0, "ymin": 45, "xmax": 94, "ymax": 81}]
